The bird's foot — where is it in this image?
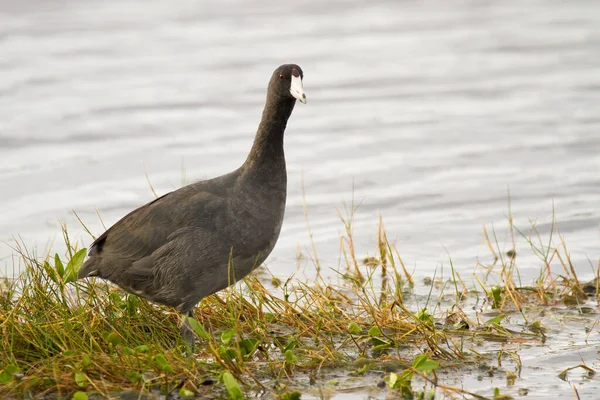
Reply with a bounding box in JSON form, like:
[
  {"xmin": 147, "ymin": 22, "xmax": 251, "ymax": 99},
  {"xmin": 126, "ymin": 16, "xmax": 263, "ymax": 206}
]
[{"xmin": 180, "ymin": 312, "xmax": 196, "ymax": 355}]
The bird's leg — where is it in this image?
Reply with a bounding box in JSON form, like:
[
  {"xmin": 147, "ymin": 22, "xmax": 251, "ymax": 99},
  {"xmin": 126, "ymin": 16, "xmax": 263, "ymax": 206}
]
[{"xmin": 180, "ymin": 310, "xmax": 195, "ymax": 353}]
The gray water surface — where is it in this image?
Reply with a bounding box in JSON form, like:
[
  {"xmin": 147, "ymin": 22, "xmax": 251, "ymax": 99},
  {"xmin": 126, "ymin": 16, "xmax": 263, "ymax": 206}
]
[
  {"xmin": 2, "ymin": 1, "xmax": 600, "ymax": 399},
  {"xmin": 1, "ymin": 0, "xmax": 599, "ymax": 282}
]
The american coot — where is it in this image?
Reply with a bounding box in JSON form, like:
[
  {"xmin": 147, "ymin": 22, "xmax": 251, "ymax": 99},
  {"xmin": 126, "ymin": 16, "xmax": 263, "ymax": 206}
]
[{"xmin": 78, "ymin": 64, "xmax": 306, "ymax": 342}]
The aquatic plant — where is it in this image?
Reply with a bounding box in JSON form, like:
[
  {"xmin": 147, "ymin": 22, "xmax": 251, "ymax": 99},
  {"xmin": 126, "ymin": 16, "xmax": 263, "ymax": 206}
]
[{"xmin": 0, "ymin": 205, "xmax": 598, "ymax": 399}]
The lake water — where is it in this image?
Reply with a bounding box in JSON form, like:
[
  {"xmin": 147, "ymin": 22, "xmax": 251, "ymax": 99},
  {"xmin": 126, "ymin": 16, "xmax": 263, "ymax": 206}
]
[
  {"xmin": 2, "ymin": 0, "xmax": 598, "ymax": 281},
  {"xmin": 1, "ymin": 0, "xmax": 599, "ymax": 397}
]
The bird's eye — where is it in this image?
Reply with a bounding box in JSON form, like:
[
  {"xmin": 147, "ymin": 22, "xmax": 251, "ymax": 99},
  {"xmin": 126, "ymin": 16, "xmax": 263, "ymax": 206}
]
[{"xmin": 279, "ymin": 74, "xmax": 285, "ymax": 80}]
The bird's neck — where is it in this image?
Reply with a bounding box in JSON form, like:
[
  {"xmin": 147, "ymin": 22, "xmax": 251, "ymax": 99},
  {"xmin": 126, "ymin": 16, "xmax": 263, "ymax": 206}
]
[{"xmin": 243, "ymin": 96, "xmax": 296, "ymax": 173}]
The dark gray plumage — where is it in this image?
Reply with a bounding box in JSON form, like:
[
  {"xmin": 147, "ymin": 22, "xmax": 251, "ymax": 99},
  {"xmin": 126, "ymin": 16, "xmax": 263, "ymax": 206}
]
[{"xmin": 78, "ymin": 64, "xmax": 306, "ymax": 334}]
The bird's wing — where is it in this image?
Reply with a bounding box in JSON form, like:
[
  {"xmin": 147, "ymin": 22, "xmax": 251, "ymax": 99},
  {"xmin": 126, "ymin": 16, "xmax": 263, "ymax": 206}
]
[
  {"xmin": 87, "ymin": 191, "xmax": 171, "ymax": 258},
  {"xmin": 118, "ymin": 226, "xmax": 234, "ymax": 310},
  {"xmin": 78, "ymin": 183, "xmax": 231, "ymax": 279}
]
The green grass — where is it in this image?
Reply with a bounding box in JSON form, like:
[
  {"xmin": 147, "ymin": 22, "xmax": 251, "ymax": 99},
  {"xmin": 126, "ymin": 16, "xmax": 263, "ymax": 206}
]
[{"xmin": 0, "ymin": 207, "xmax": 598, "ymax": 399}]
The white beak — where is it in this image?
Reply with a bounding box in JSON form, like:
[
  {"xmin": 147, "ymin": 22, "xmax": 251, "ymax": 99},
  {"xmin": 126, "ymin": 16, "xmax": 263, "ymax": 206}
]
[{"xmin": 290, "ymin": 74, "xmax": 307, "ymax": 104}]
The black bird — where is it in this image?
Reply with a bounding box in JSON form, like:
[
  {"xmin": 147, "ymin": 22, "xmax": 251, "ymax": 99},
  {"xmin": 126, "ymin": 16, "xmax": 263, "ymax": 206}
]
[{"xmin": 78, "ymin": 64, "xmax": 306, "ymax": 343}]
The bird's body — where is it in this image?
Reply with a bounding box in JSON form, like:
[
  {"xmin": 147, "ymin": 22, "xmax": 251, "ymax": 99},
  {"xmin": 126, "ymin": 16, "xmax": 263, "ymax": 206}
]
[
  {"xmin": 78, "ymin": 64, "xmax": 306, "ymax": 320},
  {"xmin": 80, "ymin": 168, "xmax": 285, "ymax": 313}
]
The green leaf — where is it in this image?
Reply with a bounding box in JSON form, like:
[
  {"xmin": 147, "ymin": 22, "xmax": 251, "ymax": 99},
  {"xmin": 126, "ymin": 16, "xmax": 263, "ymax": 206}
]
[
  {"xmin": 387, "ymin": 372, "xmax": 398, "ymax": 388},
  {"xmin": 348, "ymin": 322, "xmax": 362, "ymax": 335},
  {"xmin": 0, "ymin": 364, "xmax": 19, "ymax": 383},
  {"xmin": 135, "ymin": 345, "xmax": 150, "ymax": 353},
  {"xmin": 55, "ymin": 254, "xmax": 65, "ymax": 278},
  {"xmin": 187, "ymin": 317, "xmax": 210, "ymax": 339},
  {"xmin": 0, "ymin": 372, "xmax": 11, "ymax": 384},
  {"xmin": 284, "ymin": 350, "xmax": 298, "ymax": 365},
  {"xmin": 74, "ymin": 372, "xmax": 86, "ymax": 388},
  {"xmin": 80, "ymin": 354, "xmax": 91, "ymax": 368},
  {"xmin": 353, "ymin": 364, "xmax": 368, "ymax": 375},
  {"xmin": 416, "ymin": 359, "xmax": 439, "ymax": 372},
  {"xmin": 412, "ymin": 354, "xmax": 427, "ymax": 368},
  {"xmin": 72, "ymin": 392, "xmax": 88, "ymax": 400},
  {"xmin": 105, "ymin": 332, "xmax": 122, "ymax": 346},
  {"xmin": 222, "ymin": 372, "xmax": 244, "ymax": 400},
  {"xmin": 412, "ymin": 354, "xmax": 439, "ymax": 372},
  {"xmin": 163, "ymin": 365, "xmax": 174, "ymax": 373},
  {"xmin": 283, "ymin": 338, "xmax": 297, "ymax": 353},
  {"xmin": 4, "ymin": 365, "xmax": 19, "ymax": 375},
  {"xmin": 126, "ymin": 295, "xmax": 139, "ymax": 314},
  {"xmin": 239, "ymin": 338, "xmax": 259, "ymax": 358},
  {"xmin": 386, "ymin": 369, "xmax": 414, "ymax": 397},
  {"xmin": 385, "ymin": 370, "xmax": 413, "ymax": 390},
  {"xmin": 219, "ymin": 346, "xmax": 237, "ymax": 362},
  {"xmin": 179, "ymin": 388, "xmax": 195, "ymax": 398},
  {"xmin": 281, "ymin": 391, "xmax": 302, "ymax": 400},
  {"xmin": 43, "ymin": 261, "xmax": 57, "ymax": 283},
  {"xmin": 367, "ymin": 326, "xmax": 382, "ymax": 337},
  {"xmin": 400, "ymin": 369, "xmax": 413, "ymax": 382},
  {"xmin": 154, "ymin": 354, "xmax": 174, "ymax": 373},
  {"xmin": 416, "ymin": 308, "xmax": 434, "ymax": 325},
  {"xmin": 372, "ymin": 343, "xmax": 392, "ymax": 352},
  {"xmin": 221, "ymin": 329, "xmax": 236, "ymax": 345},
  {"xmin": 155, "ymin": 354, "xmax": 168, "ymax": 367},
  {"xmin": 485, "ymin": 315, "xmax": 505, "ymax": 326},
  {"xmin": 64, "ymin": 249, "xmax": 87, "ymax": 283},
  {"xmin": 370, "ymin": 337, "xmax": 390, "ymax": 347},
  {"xmin": 127, "ymin": 371, "xmax": 142, "ymax": 382},
  {"xmin": 491, "ymin": 286, "xmax": 502, "ymax": 308},
  {"xmin": 108, "ymin": 292, "xmax": 123, "ymax": 304}
]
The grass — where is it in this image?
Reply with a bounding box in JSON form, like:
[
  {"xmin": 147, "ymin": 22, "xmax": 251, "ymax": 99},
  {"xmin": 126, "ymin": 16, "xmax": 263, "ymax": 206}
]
[{"xmin": 0, "ymin": 205, "xmax": 598, "ymax": 400}]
